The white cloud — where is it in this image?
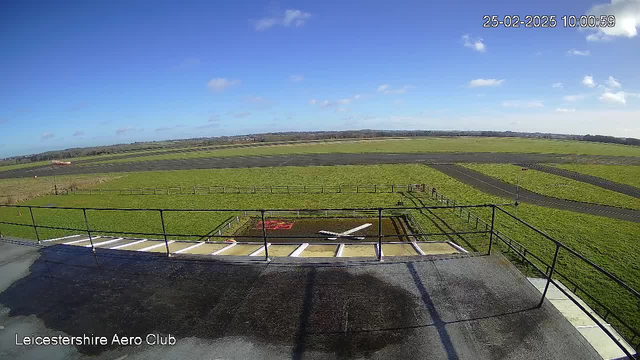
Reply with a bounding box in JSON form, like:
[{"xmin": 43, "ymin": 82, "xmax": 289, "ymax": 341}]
[
  {"xmin": 582, "ymin": 75, "xmax": 596, "ymax": 88},
  {"xmin": 41, "ymin": 132, "xmax": 54, "ymax": 140},
  {"xmin": 255, "ymin": 9, "xmax": 311, "ymax": 30},
  {"xmin": 377, "ymin": 84, "xmax": 413, "ymax": 94},
  {"xmin": 207, "ymin": 78, "xmax": 239, "ymax": 92},
  {"xmin": 552, "ymin": 83, "xmax": 564, "ymax": 89},
  {"xmin": 232, "ymin": 112, "xmax": 252, "ymax": 118},
  {"xmin": 556, "ymin": 108, "xmax": 576, "ymax": 113},
  {"xmin": 289, "ymin": 75, "xmax": 304, "ymax": 82},
  {"xmin": 462, "ymin": 34, "xmax": 486, "ymax": 52},
  {"xmin": 502, "ymin": 100, "xmax": 544, "ymax": 108},
  {"xmin": 567, "ymin": 49, "xmax": 591, "ymax": 56},
  {"xmin": 587, "ymin": 0, "xmax": 640, "ymax": 39},
  {"xmin": 599, "ymin": 91, "xmax": 627, "ymax": 104},
  {"xmin": 586, "ymin": 32, "xmax": 613, "ymax": 41},
  {"xmin": 468, "ymin": 78, "xmax": 504, "ymax": 88},
  {"xmin": 72, "ymin": 130, "xmax": 84, "ymax": 137},
  {"xmin": 209, "ymin": 115, "xmax": 220, "ymax": 123},
  {"xmin": 563, "ymin": 94, "xmax": 588, "ymax": 102},
  {"xmin": 309, "ymin": 95, "xmax": 361, "ymax": 108},
  {"xmin": 606, "ymin": 76, "xmax": 622, "ymax": 88}
]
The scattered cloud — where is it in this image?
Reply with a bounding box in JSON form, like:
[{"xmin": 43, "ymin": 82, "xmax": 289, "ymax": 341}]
[
  {"xmin": 309, "ymin": 95, "xmax": 362, "ymax": 108},
  {"xmin": 468, "ymin": 78, "xmax": 504, "ymax": 88},
  {"xmin": 0, "ymin": 117, "xmax": 7, "ymax": 124},
  {"xmin": 567, "ymin": 49, "xmax": 590, "ymax": 56},
  {"xmin": 209, "ymin": 114, "xmax": 220, "ymax": 123},
  {"xmin": 289, "ymin": 75, "xmax": 304, "ymax": 82},
  {"xmin": 207, "ymin": 78, "xmax": 240, "ymax": 93},
  {"xmin": 563, "ymin": 94, "xmax": 588, "ymax": 102},
  {"xmin": 72, "ymin": 131, "xmax": 84, "ymax": 137},
  {"xmin": 232, "ymin": 112, "xmax": 251, "ymax": 118},
  {"xmin": 582, "ymin": 75, "xmax": 596, "ymax": 88},
  {"xmin": 41, "ymin": 132, "xmax": 55, "ymax": 140},
  {"xmin": 606, "ymin": 76, "xmax": 622, "ymax": 88},
  {"xmin": 255, "ymin": 9, "xmax": 311, "ymax": 30},
  {"xmin": 462, "ymin": 34, "xmax": 486, "ymax": 52},
  {"xmin": 68, "ymin": 102, "xmax": 88, "ymax": 112},
  {"xmin": 155, "ymin": 125, "xmax": 186, "ymax": 132},
  {"xmin": 377, "ymin": 84, "xmax": 413, "ymax": 94},
  {"xmin": 115, "ymin": 127, "xmax": 137, "ymax": 135},
  {"xmin": 552, "ymin": 83, "xmax": 564, "ymax": 89},
  {"xmin": 600, "ymin": 91, "xmax": 627, "ymax": 104},
  {"xmin": 502, "ymin": 100, "xmax": 544, "ymax": 108},
  {"xmin": 586, "ymin": 0, "xmax": 640, "ymax": 40},
  {"xmin": 556, "ymin": 108, "xmax": 576, "ymax": 113}
]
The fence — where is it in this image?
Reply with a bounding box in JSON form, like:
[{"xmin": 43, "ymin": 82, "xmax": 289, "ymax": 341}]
[
  {"xmin": 0, "ymin": 202, "xmax": 638, "ymax": 358},
  {"xmin": 58, "ymin": 183, "xmax": 427, "ymax": 195}
]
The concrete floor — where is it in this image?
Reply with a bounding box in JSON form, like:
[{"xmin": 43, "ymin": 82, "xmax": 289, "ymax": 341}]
[{"xmin": 0, "ymin": 240, "xmax": 602, "ymax": 360}]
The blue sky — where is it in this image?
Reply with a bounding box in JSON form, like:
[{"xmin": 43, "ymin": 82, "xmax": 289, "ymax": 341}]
[{"xmin": 1, "ymin": 0, "xmax": 639, "ymax": 157}]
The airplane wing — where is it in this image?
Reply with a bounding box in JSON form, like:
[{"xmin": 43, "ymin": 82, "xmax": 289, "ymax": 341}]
[
  {"xmin": 341, "ymin": 223, "xmax": 372, "ymax": 235},
  {"xmin": 319, "ymin": 230, "xmax": 341, "ymax": 236}
]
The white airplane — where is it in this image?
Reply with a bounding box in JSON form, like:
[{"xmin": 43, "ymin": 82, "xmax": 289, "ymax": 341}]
[{"xmin": 319, "ymin": 223, "xmax": 372, "ymax": 240}]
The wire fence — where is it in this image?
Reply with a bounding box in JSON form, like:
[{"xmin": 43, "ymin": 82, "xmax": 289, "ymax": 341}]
[{"xmin": 57, "ymin": 183, "xmax": 428, "ymax": 195}]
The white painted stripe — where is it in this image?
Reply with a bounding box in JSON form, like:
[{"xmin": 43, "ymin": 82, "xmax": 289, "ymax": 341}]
[
  {"xmin": 211, "ymin": 243, "xmax": 236, "ymax": 255},
  {"xmin": 64, "ymin": 236, "xmax": 100, "ymax": 245},
  {"xmin": 411, "ymin": 242, "xmax": 426, "ymax": 256},
  {"xmin": 290, "ymin": 243, "xmax": 309, "ymax": 257},
  {"xmin": 448, "ymin": 241, "xmax": 468, "ymax": 253},
  {"xmin": 110, "ymin": 239, "xmax": 147, "ymax": 249},
  {"xmin": 336, "ymin": 243, "xmax": 345, "ymax": 257},
  {"xmin": 249, "ymin": 244, "xmax": 271, "ymax": 256},
  {"xmin": 43, "ymin": 234, "xmax": 82, "ymax": 242},
  {"xmin": 86, "ymin": 238, "xmax": 123, "ymax": 248},
  {"xmin": 138, "ymin": 241, "xmax": 174, "ymax": 252},
  {"xmin": 175, "ymin": 242, "xmax": 205, "ymax": 254}
]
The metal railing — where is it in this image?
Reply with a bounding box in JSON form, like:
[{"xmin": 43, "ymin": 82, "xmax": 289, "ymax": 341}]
[
  {"xmin": 0, "ymin": 202, "xmax": 638, "ymax": 358},
  {"xmin": 57, "ymin": 183, "xmax": 428, "ymax": 195}
]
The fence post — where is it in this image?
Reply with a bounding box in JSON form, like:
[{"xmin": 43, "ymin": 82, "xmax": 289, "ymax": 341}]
[
  {"xmin": 28, "ymin": 206, "xmax": 41, "ymax": 244},
  {"xmin": 488, "ymin": 206, "xmax": 496, "ymax": 255},
  {"xmin": 377, "ymin": 208, "xmax": 383, "ymax": 261},
  {"xmin": 159, "ymin": 210, "xmax": 170, "ymax": 257},
  {"xmin": 538, "ymin": 243, "xmax": 560, "ymax": 307},
  {"xmin": 260, "ymin": 210, "xmax": 270, "ymax": 262},
  {"xmin": 82, "ymin": 208, "xmax": 95, "ymax": 251},
  {"xmin": 391, "ymin": 184, "xmax": 394, "ymax": 193}
]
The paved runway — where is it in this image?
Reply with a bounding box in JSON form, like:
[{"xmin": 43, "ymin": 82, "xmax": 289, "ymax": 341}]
[
  {"xmin": 430, "ymin": 164, "xmax": 640, "ymax": 223},
  {"xmin": 2, "ymin": 152, "xmax": 640, "ymax": 179}
]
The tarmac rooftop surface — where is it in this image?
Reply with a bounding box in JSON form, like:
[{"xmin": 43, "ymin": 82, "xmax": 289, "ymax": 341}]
[{"xmin": 0, "ymin": 240, "xmax": 601, "ymax": 360}]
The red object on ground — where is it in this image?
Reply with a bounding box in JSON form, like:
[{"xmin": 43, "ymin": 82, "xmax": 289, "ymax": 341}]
[{"xmin": 256, "ymin": 220, "xmax": 295, "ymax": 230}]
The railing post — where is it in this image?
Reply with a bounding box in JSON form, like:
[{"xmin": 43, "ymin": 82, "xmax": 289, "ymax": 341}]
[
  {"xmin": 82, "ymin": 208, "xmax": 95, "ymax": 251},
  {"xmin": 377, "ymin": 208, "xmax": 383, "ymax": 261},
  {"xmin": 28, "ymin": 206, "xmax": 41, "ymax": 244},
  {"xmin": 159, "ymin": 210, "xmax": 170, "ymax": 257},
  {"xmin": 488, "ymin": 205, "xmax": 496, "ymax": 255},
  {"xmin": 538, "ymin": 243, "xmax": 561, "ymax": 308},
  {"xmin": 261, "ymin": 210, "xmax": 270, "ymax": 262}
]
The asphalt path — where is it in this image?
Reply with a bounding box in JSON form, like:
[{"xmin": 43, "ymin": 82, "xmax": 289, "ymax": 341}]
[
  {"xmin": 2, "ymin": 152, "xmax": 640, "ymax": 179},
  {"xmin": 519, "ymin": 163, "xmax": 640, "ymax": 199},
  {"xmin": 430, "ymin": 164, "xmax": 640, "ymax": 223}
]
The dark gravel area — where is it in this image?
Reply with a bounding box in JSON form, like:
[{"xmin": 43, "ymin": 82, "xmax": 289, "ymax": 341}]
[
  {"xmin": 430, "ymin": 164, "xmax": 640, "ymax": 223},
  {"xmin": 0, "ymin": 241, "xmax": 601, "ymax": 359}
]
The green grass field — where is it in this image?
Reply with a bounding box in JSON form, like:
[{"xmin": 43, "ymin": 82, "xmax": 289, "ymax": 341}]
[
  {"xmin": 554, "ymin": 164, "xmax": 640, "ymax": 188},
  {"xmin": 80, "ymin": 137, "xmax": 640, "ymax": 166},
  {"xmin": 462, "ymin": 163, "xmax": 640, "ymax": 210},
  {"xmin": 0, "ymin": 163, "xmax": 638, "ymax": 343}
]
